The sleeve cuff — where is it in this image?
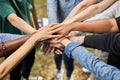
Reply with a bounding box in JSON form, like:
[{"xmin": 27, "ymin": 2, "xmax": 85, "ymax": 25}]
[
  {"xmin": 115, "ymin": 16, "xmax": 120, "ymax": 31},
  {"xmin": 64, "ymin": 42, "xmax": 80, "ymax": 58}
]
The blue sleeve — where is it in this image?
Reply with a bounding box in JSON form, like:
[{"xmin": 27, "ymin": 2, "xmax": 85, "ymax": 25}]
[
  {"xmin": 0, "ymin": 33, "xmax": 24, "ymax": 42},
  {"xmin": 47, "ymin": 0, "xmax": 58, "ymax": 24},
  {"xmin": 64, "ymin": 42, "xmax": 120, "ymax": 80},
  {"xmin": 115, "ymin": 16, "xmax": 120, "ymax": 31}
]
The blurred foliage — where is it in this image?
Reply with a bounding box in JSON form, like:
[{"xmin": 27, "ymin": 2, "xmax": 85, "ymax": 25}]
[{"xmin": 34, "ymin": 0, "xmax": 47, "ymax": 19}]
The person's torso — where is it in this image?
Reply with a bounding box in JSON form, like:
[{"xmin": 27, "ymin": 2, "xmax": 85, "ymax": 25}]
[{"xmin": 0, "ymin": 0, "xmax": 32, "ymax": 34}]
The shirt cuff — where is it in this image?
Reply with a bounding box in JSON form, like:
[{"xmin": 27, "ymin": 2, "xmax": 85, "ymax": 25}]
[
  {"xmin": 115, "ymin": 16, "xmax": 120, "ymax": 31},
  {"xmin": 64, "ymin": 42, "xmax": 81, "ymax": 58}
]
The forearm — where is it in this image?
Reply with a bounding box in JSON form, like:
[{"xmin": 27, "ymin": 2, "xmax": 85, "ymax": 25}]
[
  {"xmin": 71, "ymin": 18, "xmax": 119, "ymax": 33},
  {"xmin": 7, "ymin": 13, "xmax": 36, "ymax": 34},
  {"xmin": 0, "ymin": 35, "xmax": 36, "ymax": 79},
  {"xmin": 64, "ymin": 0, "xmax": 98, "ymax": 23},
  {"xmin": 64, "ymin": 42, "xmax": 120, "ymax": 80},
  {"xmin": 0, "ymin": 34, "xmax": 33, "ymax": 57},
  {"xmin": 65, "ymin": 0, "xmax": 116, "ymax": 23}
]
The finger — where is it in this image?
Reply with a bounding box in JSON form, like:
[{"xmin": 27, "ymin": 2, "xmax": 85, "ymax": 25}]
[
  {"xmin": 49, "ymin": 24, "xmax": 63, "ymax": 30},
  {"xmin": 50, "ymin": 27, "xmax": 63, "ymax": 34},
  {"xmin": 43, "ymin": 44, "xmax": 49, "ymax": 55},
  {"xmin": 50, "ymin": 35, "xmax": 61, "ymax": 39},
  {"xmin": 45, "ymin": 46, "xmax": 52, "ymax": 55},
  {"xmin": 49, "ymin": 23, "xmax": 58, "ymax": 27},
  {"xmin": 41, "ymin": 43, "xmax": 46, "ymax": 52},
  {"xmin": 49, "ymin": 47, "xmax": 55, "ymax": 56},
  {"xmin": 55, "ymin": 49, "xmax": 62, "ymax": 55},
  {"xmin": 57, "ymin": 49, "xmax": 63, "ymax": 54}
]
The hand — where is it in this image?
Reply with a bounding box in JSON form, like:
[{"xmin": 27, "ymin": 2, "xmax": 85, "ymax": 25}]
[
  {"xmin": 33, "ymin": 24, "xmax": 61, "ymax": 42},
  {"xmin": 50, "ymin": 23, "xmax": 72, "ymax": 38},
  {"xmin": 69, "ymin": 36, "xmax": 85, "ymax": 44},
  {"xmin": 45, "ymin": 38, "xmax": 64, "ymax": 55},
  {"xmin": 41, "ymin": 43, "xmax": 55, "ymax": 56}
]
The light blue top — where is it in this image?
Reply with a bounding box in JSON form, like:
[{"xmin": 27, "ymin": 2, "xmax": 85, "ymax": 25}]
[
  {"xmin": 47, "ymin": 0, "xmax": 82, "ymax": 23},
  {"xmin": 64, "ymin": 42, "xmax": 120, "ymax": 80},
  {"xmin": 0, "ymin": 33, "xmax": 24, "ymax": 42}
]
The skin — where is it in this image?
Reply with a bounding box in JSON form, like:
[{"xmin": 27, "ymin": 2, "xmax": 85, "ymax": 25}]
[
  {"xmin": 64, "ymin": 0, "xmax": 116, "ymax": 23},
  {"xmin": 52, "ymin": 18, "xmax": 118, "ymax": 37},
  {"xmin": 7, "ymin": 13, "xmax": 37, "ymax": 34},
  {"xmin": 0, "ymin": 34, "xmax": 33, "ymax": 57},
  {"xmin": 44, "ymin": 0, "xmax": 117, "ymax": 54},
  {"xmin": 0, "ymin": 25, "xmax": 61, "ymax": 79}
]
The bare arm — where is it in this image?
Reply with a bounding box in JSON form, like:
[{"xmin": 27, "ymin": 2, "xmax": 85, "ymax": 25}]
[
  {"xmin": 64, "ymin": 0, "xmax": 116, "ymax": 24},
  {"xmin": 64, "ymin": 0, "xmax": 98, "ymax": 23},
  {"xmin": 7, "ymin": 13, "xmax": 37, "ymax": 34},
  {"xmin": 0, "ymin": 25, "xmax": 60, "ymax": 79},
  {"xmin": 71, "ymin": 18, "xmax": 118, "ymax": 33},
  {"xmin": 0, "ymin": 34, "xmax": 33, "ymax": 57},
  {"xmin": 53, "ymin": 18, "xmax": 119, "ymax": 37}
]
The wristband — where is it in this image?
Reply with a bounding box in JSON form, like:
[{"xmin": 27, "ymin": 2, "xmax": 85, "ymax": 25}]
[{"xmin": 1, "ymin": 42, "xmax": 7, "ymax": 58}]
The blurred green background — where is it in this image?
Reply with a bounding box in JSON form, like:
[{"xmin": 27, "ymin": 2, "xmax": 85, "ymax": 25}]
[{"xmin": 34, "ymin": 0, "xmax": 47, "ymax": 19}]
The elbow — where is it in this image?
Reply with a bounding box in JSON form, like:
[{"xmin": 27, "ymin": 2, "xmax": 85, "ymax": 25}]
[
  {"xmin": 7, "ymin": 13, "xmax": 18, "ymax": 25},
  {"xmin": 110, "ymin": 19, "xmax": 119, "ymax": 32},
  {"xmin": 110, "ymin": 26, "xmax": 119, "ymax": 32}
]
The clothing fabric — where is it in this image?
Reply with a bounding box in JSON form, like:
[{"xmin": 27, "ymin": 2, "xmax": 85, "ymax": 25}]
[
  {"xmin": 83, "ymin": 32, "xmax": 120, "ymax": 56},
  {"xmin": 84, "ymin": 2, "xmax": 120, "ymax": 79},
  {"xmin": 47, "ymin": 0, "xmax": 82, "ymax": 77},
  {"xmin": 47, "ymin": 0, "xmax": 82, "ymax": 23},
  {"xmin": 0, "ymin": 33, "xmax": 24, "ymax": 42},
  {"xmin": 83, "ymin": 25, "xmax": 120, "ymax": 70},
  {"xmin": 86, "ymin": 0, "xmax": 120, "ymax": 21},
  {"xmin": 83, "ymin": 16, "xmax": 120, "ymax": 53},
  {"xmin": 0, "ymin": 0, "xmax": 35, "ymax": 80},
  {"xmin": 0, "ymin": 0, "xmax": 32, "ymax": 34},
  {"xmin": 64, "ymin": 42, "xmax": 120, "ymax": 80}
]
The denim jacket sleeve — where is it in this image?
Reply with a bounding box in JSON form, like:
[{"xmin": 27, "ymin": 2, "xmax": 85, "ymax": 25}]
[
  {"xmin": 64, "ymin": 42, "xmax": 120, "ymax": 80},
  {"xmin": 47, "ymin": 0, "xmax": 58, "ymax": 24}
]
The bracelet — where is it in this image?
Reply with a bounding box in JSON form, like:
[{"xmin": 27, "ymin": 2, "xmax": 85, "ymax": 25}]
[
  {"xmin": 1, "ymin": 42, "xmax": 7, "ymax": 58},
  {"xmin": 59, "ymin": 36, "xmax": 68, "ymax": 46}
]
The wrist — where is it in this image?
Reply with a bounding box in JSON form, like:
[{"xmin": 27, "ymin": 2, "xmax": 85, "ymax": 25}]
[{"xmin": 59, "ymin": 37, "xmax": 71, "ymax": 47}]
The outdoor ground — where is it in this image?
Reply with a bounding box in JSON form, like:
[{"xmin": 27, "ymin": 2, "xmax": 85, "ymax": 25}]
[
  {"xmin": 0, "ymin": 0, "xmax": 91, "ymax": 80},
  {"xmin": 30, "ymin": 47, "xmax": 90, "ymax": 80}
]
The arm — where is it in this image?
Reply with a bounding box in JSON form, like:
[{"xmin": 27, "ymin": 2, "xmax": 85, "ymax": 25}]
[
  {"xmin": 64, "ymin": 0, "xmax": 99, "ymax": 23},
  {"xmin": 0, "ymin": 25, "xmax": 60, "ymax": 79},
  {"xmin": 0, "ymin": 34, "xmax": 33, "ymax": 57},
  {"xmin": 7, "ymin": 13, "xmax": 36, "ymax": 34},
  {"xmin": 47, "ymin": 0, "xmax": 58, "ymax": 23},
  {"xmin": 55, "ymin": 17, "xmax": 119, "ymax": 37},
  {"xmin": 60, "ymin": 39, "xmax": 120, "ymax": 80},
  {"xmin": 64, "ymin": 0, "xmax": 116, "ymax": 23},
  {"xmin": 70, "ymin": 18, "xmax": 118, "ymax": 33}
]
